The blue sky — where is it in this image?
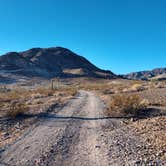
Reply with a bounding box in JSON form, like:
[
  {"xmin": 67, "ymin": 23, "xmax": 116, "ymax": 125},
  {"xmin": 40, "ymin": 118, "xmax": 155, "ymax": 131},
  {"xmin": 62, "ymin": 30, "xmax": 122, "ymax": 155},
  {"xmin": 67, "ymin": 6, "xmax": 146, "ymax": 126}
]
[{"xmin": 0, "ymin": 0, "xmax": 165, "ymax": 74}]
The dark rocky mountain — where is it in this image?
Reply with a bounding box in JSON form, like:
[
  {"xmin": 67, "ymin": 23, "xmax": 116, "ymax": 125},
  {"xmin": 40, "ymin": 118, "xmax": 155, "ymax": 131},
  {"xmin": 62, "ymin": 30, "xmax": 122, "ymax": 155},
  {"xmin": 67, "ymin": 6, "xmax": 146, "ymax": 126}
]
[
  {"xmin": 0, "ymin": 47, "xmax": 116, "ymax": 83},
  {"xmin": 123, "ymin": 68, "xmax": 166, "ymax": 80}
]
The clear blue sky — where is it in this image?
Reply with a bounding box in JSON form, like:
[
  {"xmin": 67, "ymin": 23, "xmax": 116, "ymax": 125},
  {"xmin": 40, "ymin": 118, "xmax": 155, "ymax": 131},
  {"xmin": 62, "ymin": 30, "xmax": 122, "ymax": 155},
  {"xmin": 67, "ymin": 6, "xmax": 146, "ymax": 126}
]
[{"xmin": 0, "ymin": 0, "xmax": 165, "ymax": 74}]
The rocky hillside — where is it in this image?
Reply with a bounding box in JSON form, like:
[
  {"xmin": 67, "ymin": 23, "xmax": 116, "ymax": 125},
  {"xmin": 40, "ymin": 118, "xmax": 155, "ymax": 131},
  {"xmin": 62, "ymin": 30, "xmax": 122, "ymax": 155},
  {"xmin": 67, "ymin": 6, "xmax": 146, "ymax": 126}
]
[
  {"xmin": 0, "ymin": 47, "xmax": 116, "ymax": 83},
  {"xmin": 123, "ymin": 68, "xmax": 166, "ymax": 80}
]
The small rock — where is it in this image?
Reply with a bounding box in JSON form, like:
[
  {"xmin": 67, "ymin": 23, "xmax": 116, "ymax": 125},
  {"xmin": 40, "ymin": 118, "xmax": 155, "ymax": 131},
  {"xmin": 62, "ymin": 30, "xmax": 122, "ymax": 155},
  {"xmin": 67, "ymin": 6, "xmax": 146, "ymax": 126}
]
[
  {"xmin": 134, "ymin": 160, "xmax": 141, "ymax": 164},
  {"xmin": 24, "ymin": 146, "xmax": 30, "ymax": 150},
  {"xmin": 50, "ymin": 149, "xmax": 54, "ymax": 153},
  {"xmin": 4, "ymin": 132, "xmax": 10, "ymax": 137},
  {"xmin": 95, "ymin": 145, "xmax": 101, "ymax": 149},
  {"xmin": 130, "ymin": 118, "xmax": 134, "ymax": 122}
]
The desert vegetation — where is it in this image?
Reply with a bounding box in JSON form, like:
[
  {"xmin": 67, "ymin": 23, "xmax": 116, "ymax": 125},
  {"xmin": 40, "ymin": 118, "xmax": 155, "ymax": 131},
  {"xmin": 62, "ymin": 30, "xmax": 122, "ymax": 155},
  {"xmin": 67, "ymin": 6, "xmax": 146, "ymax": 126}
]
[
  {"xmin": 0, "ymin": 84, "xmax": 78, "ymax": 148},
  {"xmin": 106, "ymin": 94, "xmax": 148, "ymax": 117},
  {"xmin": 5, "ymin": 102, "xmax": 29, "ymax": 118},
  {"xmin": 0, "ymin": 78, "xmax": 166, "ymax": 164},
  {"xmin": 0, "ymin": 85, "xmax": 78, "ymax": 118}
]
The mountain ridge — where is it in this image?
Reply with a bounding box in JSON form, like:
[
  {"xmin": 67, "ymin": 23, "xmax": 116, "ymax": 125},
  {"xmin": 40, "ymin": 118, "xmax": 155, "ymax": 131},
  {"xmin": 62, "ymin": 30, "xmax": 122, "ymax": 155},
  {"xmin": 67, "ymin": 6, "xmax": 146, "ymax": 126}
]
[
  {"xmin": 123, "ymin": 67, "xmax": 166, "ymax": 80},
  {"xmin": 0, "ymin": 47, "xmax": 116, "ymax": 83}
]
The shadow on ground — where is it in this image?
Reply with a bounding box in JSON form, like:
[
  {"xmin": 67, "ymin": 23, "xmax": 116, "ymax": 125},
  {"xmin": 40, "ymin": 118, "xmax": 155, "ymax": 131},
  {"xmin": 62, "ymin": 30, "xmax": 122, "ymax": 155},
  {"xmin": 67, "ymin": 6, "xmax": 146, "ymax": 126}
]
[{"xmin": 0, "ymin": 107, "xmax": 165, "ymax": 124}]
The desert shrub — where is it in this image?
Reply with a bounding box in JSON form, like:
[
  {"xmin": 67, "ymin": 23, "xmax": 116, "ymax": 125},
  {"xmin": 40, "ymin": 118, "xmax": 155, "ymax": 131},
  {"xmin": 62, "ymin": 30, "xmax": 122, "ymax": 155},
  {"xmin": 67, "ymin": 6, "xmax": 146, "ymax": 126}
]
[
  {"xmin": 106, "ymin": 94, "xmax": 147, "ymax": 116},
  {"xmin": 0, "ymin": 89, "xmax": 30, "ymax": 103},
  {"xmin": 102, "ymin": 89, "xmax": 114, "ymax": 95},
  {"xmin": 0, "ymin": 102, "xmax": 4, "ymax": 107},
  {"xmin": 131, "ymin": 83, "xmax": 145, "ymax": 91},
  {"xmin": 6, "ymin": 101, "xmax": 29, "ymax": 118},
  {"xmin": 30, "ymin": 93, "xmax": 45, "ymax": 99},
  {"xmin": 154, "ymin": 82, "xmax": 166, "ymax": 89},
  {"xmin": 122, "ymin": 83, "xmax": 146, "ymax": 93},
  {"xmin": 34, "ymin": 88, "xmax": 55, "ymax": 97},
  {"xmin": 63, "ymin": 87, "xmax": 78, "ymax": 96},
  {"xmin": 69, "ymin": 89, "xmax": 78, "ymax": 96}
]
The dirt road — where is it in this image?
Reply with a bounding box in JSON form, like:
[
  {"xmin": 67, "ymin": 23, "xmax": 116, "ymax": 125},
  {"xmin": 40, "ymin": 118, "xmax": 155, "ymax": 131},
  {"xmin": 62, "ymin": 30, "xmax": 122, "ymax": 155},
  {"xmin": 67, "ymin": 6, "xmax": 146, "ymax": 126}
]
[
  {"xmin": 0, "ymin": 91, "xmax": 110, "ymax": 166},
  {"xmin": 0, "ymin": 91, "xmax": 164, "ymax": 166}
]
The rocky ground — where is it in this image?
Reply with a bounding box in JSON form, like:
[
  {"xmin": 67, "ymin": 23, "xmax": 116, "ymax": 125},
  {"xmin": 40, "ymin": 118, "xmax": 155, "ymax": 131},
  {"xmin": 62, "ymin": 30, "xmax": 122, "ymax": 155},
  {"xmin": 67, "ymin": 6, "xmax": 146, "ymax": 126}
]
[
  {"xmin": 0, "ymin": 87, "xmax": 76, "ymax": 150},
  {"xmin": 0, "ymin": 79, "xmax": 165, "ymax": 165}
]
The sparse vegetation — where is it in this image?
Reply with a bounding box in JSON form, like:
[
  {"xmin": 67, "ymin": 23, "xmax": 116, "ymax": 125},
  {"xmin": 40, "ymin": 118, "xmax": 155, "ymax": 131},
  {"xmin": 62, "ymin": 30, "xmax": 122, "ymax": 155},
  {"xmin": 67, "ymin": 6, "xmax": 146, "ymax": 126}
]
[
  {"xmin": 130, "ymin": 83, "xmax": 145, "ymax": 91},
  {"xmin": 5, "ymin": 101, "xmax": 29, "ymax": 118},
  {"xmin": 0, "ymin": 78, "xmax": 166, "ymax": 164},
  {"xmin": 106, "ymin": 94, "xmax": 147, "ymax": 116},
  {"xmin": 0, "ymin": 84, "xmax": 79, "ymax": 149},
  {"xmin": 0, "ymin": 85, "xmax": 78, "ymax": 119}
]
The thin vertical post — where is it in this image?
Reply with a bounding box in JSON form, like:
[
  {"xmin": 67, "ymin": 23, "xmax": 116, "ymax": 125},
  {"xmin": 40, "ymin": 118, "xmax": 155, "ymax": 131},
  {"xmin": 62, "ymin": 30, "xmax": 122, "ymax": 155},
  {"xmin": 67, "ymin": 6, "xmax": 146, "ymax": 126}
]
[{"xmin": 51, "ymin": 79, "xmax": 54, "ymax": 90}]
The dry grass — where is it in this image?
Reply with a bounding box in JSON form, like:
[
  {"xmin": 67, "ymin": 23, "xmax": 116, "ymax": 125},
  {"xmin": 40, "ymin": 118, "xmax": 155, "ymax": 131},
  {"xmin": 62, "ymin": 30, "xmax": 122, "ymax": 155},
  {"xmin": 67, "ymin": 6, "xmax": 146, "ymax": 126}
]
[
  {"xmin": 5, "ymin": 102, "xmax": 29, "ymax": 118},
  {"xmin": 0, "ymin": 89, "xmax": 27, "ymax": 102},
  {"xmin": 0, "ymin": 84, "xmax": 79, "ymax": 148},
  {"xmin": 33, "ymin": 88, "xmax": 55, "ymax": 97},
  {"xmin": 61, "ymin": 87, "xmax": 78, "ymax": 96},
  {"xmin": 123, "ymin": 83, "xmax": 146, "ymax": 92},
  {"xmin": 106, "ymin": 94, "xmax": 148, "ymax": 116},
  {"xmin": 0, "ymin": 86, "xmax": 78, "ymax": 118},
  {"xmin": 0, "ymin": 89, "xmax": 29, "ymax": 117}
]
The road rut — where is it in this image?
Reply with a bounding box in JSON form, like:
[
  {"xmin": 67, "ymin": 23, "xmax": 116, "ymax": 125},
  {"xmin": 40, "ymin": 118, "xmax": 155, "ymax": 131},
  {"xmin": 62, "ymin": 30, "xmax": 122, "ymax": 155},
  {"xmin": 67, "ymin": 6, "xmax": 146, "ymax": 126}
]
[
  {"xmin": 1, "ymin": 90, "xmax": 163, "ymax": 165},
  {"xmin": 0, "ymin": 91, "xmax": 109, "ymax": 166}
]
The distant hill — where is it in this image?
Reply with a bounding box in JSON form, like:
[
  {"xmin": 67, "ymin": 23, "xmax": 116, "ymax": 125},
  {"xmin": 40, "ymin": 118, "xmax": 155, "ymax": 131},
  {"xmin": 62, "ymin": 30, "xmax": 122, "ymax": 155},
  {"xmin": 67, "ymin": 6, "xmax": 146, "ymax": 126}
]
[
  {"xmin": 0, "ymin": 47, "xmax": 116, "ymax": 83},
  {"xmin": 123, "ymin": 68, "xmax": 166, "ymax": 80}
]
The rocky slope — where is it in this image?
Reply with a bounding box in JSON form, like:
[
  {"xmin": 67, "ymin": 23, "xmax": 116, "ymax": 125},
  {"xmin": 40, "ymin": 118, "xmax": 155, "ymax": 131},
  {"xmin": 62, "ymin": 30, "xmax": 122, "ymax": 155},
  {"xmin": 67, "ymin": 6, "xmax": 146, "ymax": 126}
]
[
  {"xmin": 123, "ymin": 68, "xmax": 166, "ymax": 80},
  {"xmin": 0, "ymin": 47, "xmax": 116, "ymax": 83}
]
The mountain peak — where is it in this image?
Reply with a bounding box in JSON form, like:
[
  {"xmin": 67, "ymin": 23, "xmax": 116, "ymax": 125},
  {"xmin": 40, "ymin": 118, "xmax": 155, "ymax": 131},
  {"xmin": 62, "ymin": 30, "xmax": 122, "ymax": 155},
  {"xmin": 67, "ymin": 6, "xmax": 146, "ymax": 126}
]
[{"xmin": 0, "ymin": 46, "xmax": 116, "ymax": 83}]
